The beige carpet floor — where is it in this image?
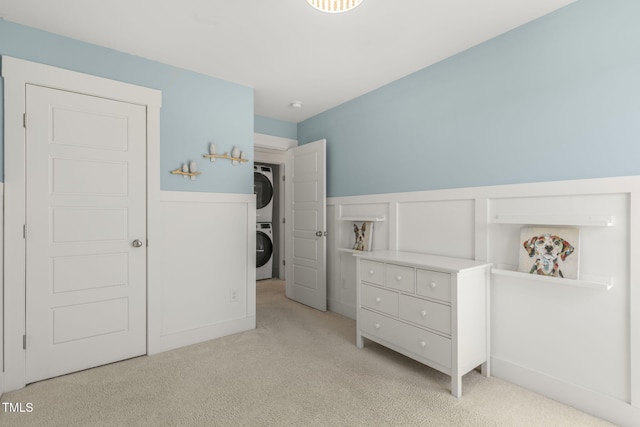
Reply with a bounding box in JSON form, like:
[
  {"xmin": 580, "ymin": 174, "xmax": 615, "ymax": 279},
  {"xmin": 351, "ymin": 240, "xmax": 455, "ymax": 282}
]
[{"xmin": 1, "ymin": 279, "xmax": 613, "ymax": 426}]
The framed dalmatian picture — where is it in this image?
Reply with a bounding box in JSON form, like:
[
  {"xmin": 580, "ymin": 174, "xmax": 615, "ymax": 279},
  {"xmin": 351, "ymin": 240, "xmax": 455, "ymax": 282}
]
[{"xmin": 518, "ymin": 227, "xmax": 580, "ymax": 279}]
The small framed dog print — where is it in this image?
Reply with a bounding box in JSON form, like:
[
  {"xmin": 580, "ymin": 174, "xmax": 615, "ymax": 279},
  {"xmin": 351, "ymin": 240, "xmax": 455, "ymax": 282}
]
[
  {"xmin": 352, "ymin": 221, "xmax": 373, "ymax": 251},
  {"xmin": 518, "ymin": 227, "xmax": 580, "ymax": 279}
]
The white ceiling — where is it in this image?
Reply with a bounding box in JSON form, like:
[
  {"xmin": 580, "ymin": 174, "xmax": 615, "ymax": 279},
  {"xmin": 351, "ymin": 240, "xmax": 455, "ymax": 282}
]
[{"xmin": 0, "ymin": 0, "xmax": 577, "ymax": 123}]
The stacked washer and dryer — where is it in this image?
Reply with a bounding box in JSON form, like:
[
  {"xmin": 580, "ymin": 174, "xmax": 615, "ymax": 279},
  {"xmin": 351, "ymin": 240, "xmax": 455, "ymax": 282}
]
[{"xmin": 255, "ymin": 165, "xmax": 274, "ymax": 280}]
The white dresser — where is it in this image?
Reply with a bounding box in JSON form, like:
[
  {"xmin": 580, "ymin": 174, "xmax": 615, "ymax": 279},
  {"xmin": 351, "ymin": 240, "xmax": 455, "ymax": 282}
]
[{"xmin": 355, "ymin": 251, "xmax": 491, "ymax": 397}]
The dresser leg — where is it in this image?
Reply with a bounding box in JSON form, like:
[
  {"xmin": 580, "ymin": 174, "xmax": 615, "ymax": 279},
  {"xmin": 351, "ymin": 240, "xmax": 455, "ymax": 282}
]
[
  {"xmin": 356, "ymin": 332, "xmax": 364, "ymax": 349},
  {"xmin": 451, "ymin": 375, "xmax": 462, "ymax": 398},
  {"xmin": 481, "ymin": 360, "xmax": 490, "ymax": 377}
]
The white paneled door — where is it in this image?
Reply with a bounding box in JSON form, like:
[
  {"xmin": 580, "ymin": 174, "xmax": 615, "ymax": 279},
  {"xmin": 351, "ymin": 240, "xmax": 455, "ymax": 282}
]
[
  {"xmin": 25, "ymin": 84, "xmax": 147, "ymax": 383},
  {"xmin": 285, "ymin": 139, "xmax": 327, "ymax": 311}
]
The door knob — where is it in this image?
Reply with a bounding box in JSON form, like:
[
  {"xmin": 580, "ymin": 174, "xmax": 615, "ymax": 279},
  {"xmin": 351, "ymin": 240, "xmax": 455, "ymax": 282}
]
[
  {"xmin": 132, "ymin": 239, "xmax": 144, "ymax": 248},
  {"xmin": 316, "ymin": 231, "xmax": 322, "ymax": 237}
]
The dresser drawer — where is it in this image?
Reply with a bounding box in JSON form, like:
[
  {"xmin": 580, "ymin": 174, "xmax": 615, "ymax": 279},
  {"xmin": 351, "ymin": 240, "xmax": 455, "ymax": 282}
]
[
  {"xmin": 359, "ymin": 309, "xmax": 451, "ymax": 369},
  {"xmin": 399, "ymin": 294, "xmax": 451, "ymax": 335},
  {"xmin": 360, "ymin": 284, "xmax": 399, "ymax": 317},
  {"xmin": 360, "ymin": 260, "xmax": 385, "ymax": 286},
  {"xmin": 416, "ymin": 269, "xmax": 451, "ymax": 302},
  {"xmin": 385, "ymin": 264, "xmax": 415, "ymax": 293}
]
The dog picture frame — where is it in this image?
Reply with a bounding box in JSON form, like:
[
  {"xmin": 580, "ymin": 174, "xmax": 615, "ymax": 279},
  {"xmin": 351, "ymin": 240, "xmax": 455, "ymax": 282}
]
[
  {"xmin": 352, "ymin": 221, "xmax": 373, "ymax": 251},
  {"xmin": 518, "ymin": 226, "xmax": 580, "ymax": 279}
]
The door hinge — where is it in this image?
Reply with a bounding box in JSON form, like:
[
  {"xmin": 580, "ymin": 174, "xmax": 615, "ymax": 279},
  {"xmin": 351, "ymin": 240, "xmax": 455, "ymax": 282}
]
[
  {"xmin": 282, "ymin": 260, "xmax": 286, "ymax": 266},
  {"xmin": 23, "ymin": 113, "xmax": 27, "ymax": 128},
  {"xmin": 23, "ymin": 334, "xmax": 27, "ymax": 350},
  {"xmin": 282, "ymin": 217, "xmax": 286, "ymax": 224},
  {"xmin": 282, "ymin": 175, "xmax": 285, "ymax": 181},
  {"xmin": 23, "ymin": 224, "xmax": 27, "ymax": 239}
]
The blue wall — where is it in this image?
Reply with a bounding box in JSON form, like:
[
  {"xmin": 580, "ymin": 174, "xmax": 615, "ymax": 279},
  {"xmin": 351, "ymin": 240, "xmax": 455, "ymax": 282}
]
[
  {"xmin": 0, "ymin": 20, "xmax": 254, "ymax": 194},
  {"xmin": 254, "ymin": 115, "xmax": 297, "ymax": 140},
  {"xmin": 298, "ymin": 0, "xmax": 640, "ymax": 197}
]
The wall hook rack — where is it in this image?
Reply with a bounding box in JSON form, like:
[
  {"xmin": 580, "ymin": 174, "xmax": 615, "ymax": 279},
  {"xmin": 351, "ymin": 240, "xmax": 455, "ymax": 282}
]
[
  {"xmin": 202, "ymin": 143, "xmax": 248, "ymax": 165},
  {"xmin": 170, "ymin": 161, "xmax": 201, "ymax": 180}
]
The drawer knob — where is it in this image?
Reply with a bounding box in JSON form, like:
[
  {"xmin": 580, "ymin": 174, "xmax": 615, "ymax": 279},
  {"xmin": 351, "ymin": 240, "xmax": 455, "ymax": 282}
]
[
  {"xmin": 369, "ymin": 270, "xmax": 375, "ymax": 276},
  {"xmin": 396, "ymin": 275, "xmax": 402, "ymax": 281},
  {"xmin": 420, "ymin": 341, "xmax": 427, "ymax": 349},
  {"xmin": 375, "ymin": 323, "xmax": 381, "ymax": 329},
  {"xmin": 429, "ymin": 282, "xmax": 437, "ymax": 289},
  {"xmin": 420, "ymin": 309, "xmax": 427, "ymax": 317},
  {"xmin": 375, "ymin": 297, "xmax": 381, "ymax": 303}
]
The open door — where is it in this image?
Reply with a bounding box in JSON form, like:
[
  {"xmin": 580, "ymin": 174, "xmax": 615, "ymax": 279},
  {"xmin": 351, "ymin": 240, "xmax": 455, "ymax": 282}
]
[{"xmin": 285, "ymin": 139, "xmax": 327, "ymax": 311}]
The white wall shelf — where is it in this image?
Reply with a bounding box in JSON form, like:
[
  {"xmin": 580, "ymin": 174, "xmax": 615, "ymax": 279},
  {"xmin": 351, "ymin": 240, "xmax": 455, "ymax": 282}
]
[
  {"xmin": 491, "ymin": 267, "xmax": 612, "ymax": 291},
  {"xmin": 492, "ymin": 214, "xmax": 614, "ymax": 227},
  {"xmin": 337, "ymin": 216, "xmax": 385, "ymax": 222},
  {"xmin": 337, "ymin": 248, "xmax": 371, "ymax": 254}
]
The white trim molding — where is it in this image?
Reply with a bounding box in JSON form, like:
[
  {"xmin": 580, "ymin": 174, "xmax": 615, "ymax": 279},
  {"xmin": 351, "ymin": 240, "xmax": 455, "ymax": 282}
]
[
  {"xmin": 254, "ymin": 132, "xmax": 298, "ymax": 165},
  {"xmin": 2, "ymin": 56, "xmax": 162, "ymax": 392},
  {"xmin": 254, "ymin": 132, "xmax": 297, "ymax": 151}
]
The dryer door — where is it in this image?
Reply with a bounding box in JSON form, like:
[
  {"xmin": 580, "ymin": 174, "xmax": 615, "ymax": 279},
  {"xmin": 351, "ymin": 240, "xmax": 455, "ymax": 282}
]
[
  {"xmin": 254, "ymin": 171, "xmax": 273, "ymax": 210},
  {"xmin": 256, "ymin": 230, "xmax": 273, "ymax": 268}
]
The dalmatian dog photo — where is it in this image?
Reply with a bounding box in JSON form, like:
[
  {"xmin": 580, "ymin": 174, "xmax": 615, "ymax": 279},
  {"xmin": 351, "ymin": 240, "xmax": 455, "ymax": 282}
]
[{"xmin": 518, "ymin": 227, "xmax": 580, "ymax": 279}]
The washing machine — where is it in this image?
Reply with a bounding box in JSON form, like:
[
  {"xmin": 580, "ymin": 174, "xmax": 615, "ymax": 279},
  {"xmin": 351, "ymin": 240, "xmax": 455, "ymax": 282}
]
[
  {"xmin": 256, "ymin": 223, "xmax": 274, "ymax": 280},
  {"xmin": 254, "ymin": 165, "xmax": 274, "ymax": 223}
]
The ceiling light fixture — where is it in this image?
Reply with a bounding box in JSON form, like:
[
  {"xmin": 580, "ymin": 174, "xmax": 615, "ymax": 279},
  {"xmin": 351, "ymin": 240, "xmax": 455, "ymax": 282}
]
[
  {"xmin": 306, "ymin": 0, "xmax": 364, "ymax": 14},
  {"xmin": 290, "ymin": 101, "xmax": 303, "ymax": 109}
]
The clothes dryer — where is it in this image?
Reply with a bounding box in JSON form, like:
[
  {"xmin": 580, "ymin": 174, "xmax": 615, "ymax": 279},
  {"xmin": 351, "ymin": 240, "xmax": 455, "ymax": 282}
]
[
  {"xmin": 256, "ymin": 223, "xmax": 273, "ymax": 280},
  {"xmin": 254, "ymin": 165, "xmax": 274, "ymax": 223}
]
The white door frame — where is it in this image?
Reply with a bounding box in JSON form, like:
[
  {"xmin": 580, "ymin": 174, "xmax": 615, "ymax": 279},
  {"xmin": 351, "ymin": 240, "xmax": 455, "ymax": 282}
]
[
  {"xmin": 2, "ymin": 56, "xmax": 162, "ymax": 392},
  {"xmin": 254, "ymin": 133, "xmax": 298, "ymax": 280}
]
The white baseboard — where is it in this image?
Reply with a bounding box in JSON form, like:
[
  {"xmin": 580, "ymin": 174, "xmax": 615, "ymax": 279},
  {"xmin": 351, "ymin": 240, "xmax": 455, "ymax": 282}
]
[
  {"xmin": 328, "ymin": 298, "xmax": 355, "ymax": 320},
  {"xmin": 158, "ymin": 317, "xmax": 256, "ymax": 353},
  {"xmin": 491, "ymin": 356, "xmax": 640, "ymax": 426}
]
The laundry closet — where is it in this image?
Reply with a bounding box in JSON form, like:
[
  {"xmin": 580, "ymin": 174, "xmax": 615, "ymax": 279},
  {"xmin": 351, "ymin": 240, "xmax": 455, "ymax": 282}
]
[{"xmin": 254, "ymin": 163, "xmax": 282, "ymax": 280}]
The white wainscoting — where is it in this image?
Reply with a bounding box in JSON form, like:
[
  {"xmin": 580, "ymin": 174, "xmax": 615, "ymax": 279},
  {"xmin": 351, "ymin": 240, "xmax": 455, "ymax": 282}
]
[
  {"xmin": 152, "ymin": 191, "xmax": 256, "ymax": 353},
  {"xmin": 328, "ymin": 176, "xmax": 639, "ymax": 426},
  {"xmin": 0, "ymin": 183, "xmax": 4, "ymax": 395},
  {"xmin": 0, "ymin": 188, "xmax": 254, "ymax": 392}
]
